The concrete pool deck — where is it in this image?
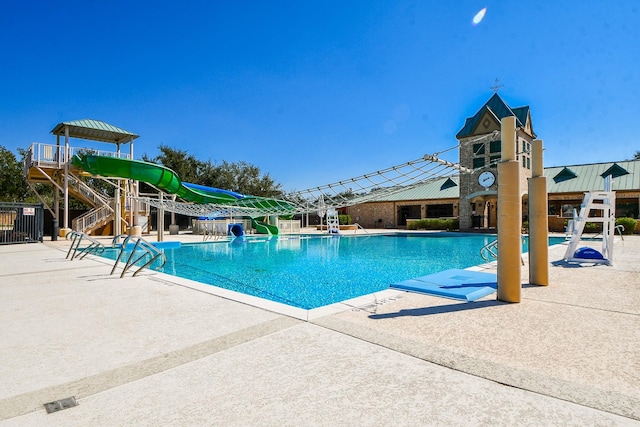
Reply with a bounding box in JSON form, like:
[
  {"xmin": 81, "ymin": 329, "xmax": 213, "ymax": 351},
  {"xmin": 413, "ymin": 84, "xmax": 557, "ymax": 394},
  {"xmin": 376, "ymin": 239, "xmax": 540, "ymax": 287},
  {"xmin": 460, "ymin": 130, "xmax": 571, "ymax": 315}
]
[{"xmin": 0, "ymin": 230, "xmax": 638, "ymax": 425}]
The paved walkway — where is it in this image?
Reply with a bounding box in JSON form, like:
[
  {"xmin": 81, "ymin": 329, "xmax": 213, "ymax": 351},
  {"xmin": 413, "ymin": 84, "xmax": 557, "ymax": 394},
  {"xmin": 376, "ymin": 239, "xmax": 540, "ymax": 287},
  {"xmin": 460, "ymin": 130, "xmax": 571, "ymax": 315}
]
[{"xmin": 0, "ymin": 231, "xmax": 638, "ymax": 426}]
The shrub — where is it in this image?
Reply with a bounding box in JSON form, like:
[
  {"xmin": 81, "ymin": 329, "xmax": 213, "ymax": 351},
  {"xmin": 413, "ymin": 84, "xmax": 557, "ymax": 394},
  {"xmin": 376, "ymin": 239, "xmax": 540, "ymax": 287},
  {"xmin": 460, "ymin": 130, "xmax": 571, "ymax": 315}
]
[
  {"xmin": 407, "ymin": 218, "xmax": 459, "ymax": 231},
  {"xmin": 584, "ymin": 222, "xmax": 601, "ymax": 233},
  {"xmin": 616, "ymin": 217, "xmax": 637, "ymax": 235},
  {"xmin": 338, "ymin": 214, "xmax": 351, "ymax": 225}
]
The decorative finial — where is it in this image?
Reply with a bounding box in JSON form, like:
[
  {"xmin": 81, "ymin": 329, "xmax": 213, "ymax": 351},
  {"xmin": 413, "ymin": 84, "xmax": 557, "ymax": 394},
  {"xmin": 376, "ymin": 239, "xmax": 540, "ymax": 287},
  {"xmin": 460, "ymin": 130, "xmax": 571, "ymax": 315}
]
[{"xmin": 490, "ymin": 78, "xmax": 503, "ymax": 93}]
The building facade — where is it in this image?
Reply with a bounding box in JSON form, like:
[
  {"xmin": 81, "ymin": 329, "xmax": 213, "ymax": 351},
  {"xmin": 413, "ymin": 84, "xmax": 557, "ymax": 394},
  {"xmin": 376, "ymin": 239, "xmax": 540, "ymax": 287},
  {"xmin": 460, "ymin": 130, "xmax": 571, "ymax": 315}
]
[{"xmin": 347, "ymin": 94, "xmax": 640, "ymax": 231}]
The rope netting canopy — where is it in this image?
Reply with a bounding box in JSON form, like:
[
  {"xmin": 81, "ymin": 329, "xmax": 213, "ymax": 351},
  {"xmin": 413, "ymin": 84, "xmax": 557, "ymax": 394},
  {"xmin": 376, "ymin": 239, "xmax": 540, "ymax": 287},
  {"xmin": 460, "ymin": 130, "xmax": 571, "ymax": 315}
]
[{"xmin": 136, "ymin": 132, "xmax": 499, "ymax": 218}]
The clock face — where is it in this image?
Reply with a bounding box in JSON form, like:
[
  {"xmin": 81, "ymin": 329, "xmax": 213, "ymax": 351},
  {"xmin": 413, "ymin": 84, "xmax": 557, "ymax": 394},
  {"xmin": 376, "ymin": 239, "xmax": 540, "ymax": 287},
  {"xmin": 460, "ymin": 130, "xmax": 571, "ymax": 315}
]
[{"xmin": 478, "ymin": 171, "xmax": 496, "ymax": 188}]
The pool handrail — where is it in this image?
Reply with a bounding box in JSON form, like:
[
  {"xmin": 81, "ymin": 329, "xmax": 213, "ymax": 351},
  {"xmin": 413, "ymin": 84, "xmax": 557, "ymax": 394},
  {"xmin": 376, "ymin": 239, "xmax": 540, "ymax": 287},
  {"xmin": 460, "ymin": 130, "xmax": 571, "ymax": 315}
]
[
  {"xmin": 65, "ymin": 231, "xmax": 105, "ymax": 260},
  {"xmin": 480, "ymin": 236, "xmax": 525, "ymax": 265},
  {"xmin": 110, "ymin": 235, "xmax": 167, "ymax": 278}
]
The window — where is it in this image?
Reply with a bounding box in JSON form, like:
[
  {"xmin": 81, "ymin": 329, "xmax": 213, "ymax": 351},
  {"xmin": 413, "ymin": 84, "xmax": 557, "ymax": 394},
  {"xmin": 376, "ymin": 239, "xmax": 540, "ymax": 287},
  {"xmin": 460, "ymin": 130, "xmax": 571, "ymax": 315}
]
[
  {"xmin": 522, "ymin": 156, "xmax": 527, "ymax": 168},
  {"xmin": 489, "ymin": 140, "xmax": 501, "ymax": 153},
  {"xmin": 561, "ymin": 204, "xmax": 581, "ymax": 218},
  {"xmin": 616, "ymin": 199, "xmax": 639, "ymax": 219},
  {"xmin": 426, "ymin": 204, "xmax": 454, "ymax": 218},
  {"xmin": 489, "ymin": 155, "xmax": 500, "ymax": 168},
  {"xmin": 473, "ymin": 157, "xmax": 485, "ymax": 168},
  {"xmin": 526, "ymin": 156, "xmax": 530, "ymax": 169},
  {"xmin": 473, "ymin": 143, "xmax": 485, "ymax": 155}
]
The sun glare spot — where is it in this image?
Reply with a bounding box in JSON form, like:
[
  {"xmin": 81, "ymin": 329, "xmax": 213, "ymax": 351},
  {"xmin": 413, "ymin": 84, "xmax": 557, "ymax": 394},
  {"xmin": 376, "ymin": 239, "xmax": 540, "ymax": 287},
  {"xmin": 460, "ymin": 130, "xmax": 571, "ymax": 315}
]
[{"xmin": 472, "ymin": 7, "xmax": 487, "ymax": 25}]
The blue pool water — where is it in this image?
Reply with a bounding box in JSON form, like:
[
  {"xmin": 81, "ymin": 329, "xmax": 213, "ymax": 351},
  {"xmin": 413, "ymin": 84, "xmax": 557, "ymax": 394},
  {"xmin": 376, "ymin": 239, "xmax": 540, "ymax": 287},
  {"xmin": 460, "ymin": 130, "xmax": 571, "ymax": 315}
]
[{"xmin": 101, "ymin": 233, "xmax": 564, "ymax": 310}]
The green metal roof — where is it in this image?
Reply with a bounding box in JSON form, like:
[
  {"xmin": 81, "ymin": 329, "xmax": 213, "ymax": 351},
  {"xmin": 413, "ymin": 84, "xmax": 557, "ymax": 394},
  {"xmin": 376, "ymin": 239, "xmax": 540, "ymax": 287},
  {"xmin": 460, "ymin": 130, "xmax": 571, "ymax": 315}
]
[
  {"xmin": 456, "ymin": 93, "xmax": 530, "ymax": 139},
  {"xmin": 51, "ymin": 119, "xmax": 139, "ymax": 143},
  {"xmin": 371, "ymin": 176, "xmax": 460, "ymax": 201},
  {"xmin": 364, "ymin": 159, "xmax": 640, "ymax": 202},
  {"xmin": 545, "ymin": 160, "xmax": 640, "ymax": 194}
]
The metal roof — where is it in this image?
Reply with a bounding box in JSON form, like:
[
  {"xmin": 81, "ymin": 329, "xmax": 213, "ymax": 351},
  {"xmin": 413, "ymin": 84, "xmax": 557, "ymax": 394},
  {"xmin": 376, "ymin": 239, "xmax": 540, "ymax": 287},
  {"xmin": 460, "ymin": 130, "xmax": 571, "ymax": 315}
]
[
  {"xmin": 370, "ymin": 176, "xmax": 460, "ymax": 201},
  {"xmin": 51, "ymin": 119, "xmax": 139, "ymax": 144},
  {"xmin": 363, "ymin": 159, "xmax": 640, "ymax": 202},
  {"xmin": 545, "ymin": 160, "xmax": 640, "ymax": 194},
  {"xmin": 456, "ymin": 93, "xmax": 529, "ymax": 139}
]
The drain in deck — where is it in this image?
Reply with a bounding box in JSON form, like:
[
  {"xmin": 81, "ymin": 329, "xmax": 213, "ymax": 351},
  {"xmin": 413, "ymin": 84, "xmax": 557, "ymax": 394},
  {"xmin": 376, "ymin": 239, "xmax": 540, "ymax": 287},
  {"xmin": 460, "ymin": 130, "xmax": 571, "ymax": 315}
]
[{"xmin": 44, "ymin": 396, "xmax": 78, "ymax": 414}]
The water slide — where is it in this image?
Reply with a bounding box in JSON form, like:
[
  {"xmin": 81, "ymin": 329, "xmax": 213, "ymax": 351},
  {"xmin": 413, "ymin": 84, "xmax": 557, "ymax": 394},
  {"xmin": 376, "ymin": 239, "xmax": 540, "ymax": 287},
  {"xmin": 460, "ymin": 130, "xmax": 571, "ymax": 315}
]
[
  {"xmin": 72, "ymin": 154, "xmax": 290, "ymax": 233},
  {"xmin": 251, "ymin": 218, "xmax": 279, "ymax": 236}
]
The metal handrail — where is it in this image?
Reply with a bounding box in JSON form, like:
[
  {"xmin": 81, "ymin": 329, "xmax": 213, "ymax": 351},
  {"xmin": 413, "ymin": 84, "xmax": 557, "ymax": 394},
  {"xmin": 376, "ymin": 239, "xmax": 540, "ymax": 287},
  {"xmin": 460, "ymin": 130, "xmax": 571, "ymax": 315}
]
[
  {"xmin": 66, "ymin": 172, "xmax": 112, "ymax": 210},
  {"xmin": 111, "ymin": 233, "xmax": 128, "ymax": 248},
  {"xmin": 480, "ymin": 239, "xmax": 498, "ymax": 262},
  {"xmin": 110, "ymin": 235, "xmax": 166, "ymax": 278},
  {"xmin": 353, "ymin": 223, "xmax": 370, "ymax": 234},
  {"xmin": 480, "ymin": 236, "xmax": 526, "ymax": 265},
  {"xmin": 203, "ymin": 224, "xmax": 225, "ymax": 241},
  {"xmin": 65, "ymin": 231, "xmax": 105, "ymax": 260},
  {"xmin": 72, "ymin": 204, "xmax": 114, "ymax": 232}
]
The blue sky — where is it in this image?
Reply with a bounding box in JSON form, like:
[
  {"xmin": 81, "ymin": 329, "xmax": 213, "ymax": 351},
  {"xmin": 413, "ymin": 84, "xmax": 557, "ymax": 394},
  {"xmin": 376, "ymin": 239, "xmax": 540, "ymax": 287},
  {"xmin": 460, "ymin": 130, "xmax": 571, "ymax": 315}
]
[{"xmin": 1, "ymin": 1, "xmax": 638, "ymax": 191}]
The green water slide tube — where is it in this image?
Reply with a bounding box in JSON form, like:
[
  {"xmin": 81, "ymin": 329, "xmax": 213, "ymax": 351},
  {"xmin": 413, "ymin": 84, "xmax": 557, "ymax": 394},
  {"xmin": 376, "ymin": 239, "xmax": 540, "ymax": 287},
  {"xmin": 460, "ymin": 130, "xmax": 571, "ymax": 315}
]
[
  {"xmin": 72, "ymin": 155, "xmax": 238, "ymax": 204},
  {"xmin": 251, "ymin": 218, "xmax": 279, "ymax": 235},
  {"xmin": 72, "ymin": 154, "xmax": 297, "ymax": 216}
]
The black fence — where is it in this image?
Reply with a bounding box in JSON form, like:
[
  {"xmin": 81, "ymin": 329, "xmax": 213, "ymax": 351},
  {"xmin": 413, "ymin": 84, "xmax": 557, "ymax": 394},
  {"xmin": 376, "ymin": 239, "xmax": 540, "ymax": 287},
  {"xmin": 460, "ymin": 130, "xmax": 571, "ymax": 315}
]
[{"xmin": 0, "ymin": 203, "xmax": 44, "ymax": 245}]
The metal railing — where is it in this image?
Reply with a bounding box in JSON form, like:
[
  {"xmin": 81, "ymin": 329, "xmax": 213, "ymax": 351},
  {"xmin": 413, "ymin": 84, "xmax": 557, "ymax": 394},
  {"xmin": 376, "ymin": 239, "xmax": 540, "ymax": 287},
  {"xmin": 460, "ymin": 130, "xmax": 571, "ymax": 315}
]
[
  {"xmin": 277, "ymin": 219, "xmax": 301, "ymax": 234},
  {"xmin": 64, "ymin": 171, "xmax": 113, "ymax": 211},
  {"xmin": 0, "ymin": 203, "xmax": 44, "ymax": 245},
  {"xmin": 65, "ymin": 231, "xmax": 105, "ymax": 260},
  {"xmin": 110, "ymin": 235, "xmax": 166, "ymax": 278},
  {"xmin": 72, "ymin": 205, "xmax": 114, "ymax": 232},
  {"xmin": 480, "ymin": 239, "xmax": 498, "ymax": 262},
  {"xmin": 353, "ymin": 223, "xmax": 370, "ymax": 234},
  {"xmin": 25, "ymin": 143, "xmax": 130, "ymax": 170},
  {"xmin": 480, "ymin": 236, "xmax": 525, "ymax": 265}
]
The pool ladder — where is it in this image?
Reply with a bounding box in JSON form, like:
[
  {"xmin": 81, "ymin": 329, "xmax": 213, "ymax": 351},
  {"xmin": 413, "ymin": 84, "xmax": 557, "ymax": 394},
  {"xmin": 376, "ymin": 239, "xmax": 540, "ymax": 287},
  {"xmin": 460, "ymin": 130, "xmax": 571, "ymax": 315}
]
[
  {"xmin": 480, "ymin": 237, "xmax": 525, "ymax": 265},
  {"xmin": 66, "ymin": 231, "xmax": 105, "ymax": 260},
  {"xmin": 110, "ymin": 234, "xmax": 167, "ymax": 278}
]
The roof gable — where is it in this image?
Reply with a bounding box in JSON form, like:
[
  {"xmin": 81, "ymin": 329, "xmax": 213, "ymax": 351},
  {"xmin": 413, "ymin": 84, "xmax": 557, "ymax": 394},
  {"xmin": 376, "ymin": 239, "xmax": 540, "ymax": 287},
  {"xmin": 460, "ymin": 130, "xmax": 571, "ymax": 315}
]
[
  {"xmin": 456, "ymin": 93, "xmax": 531, "ymax": 139},
  {"xmin": 553, "ymin": 167, "xmax": 578, "ymax": 183},
  {"xmin": 440, "ymin": 177, "xmax": 458, "ymax": 191},
  {"xmin": 601, "ymin": 163, "xmax": 629, "ymax": 179}
]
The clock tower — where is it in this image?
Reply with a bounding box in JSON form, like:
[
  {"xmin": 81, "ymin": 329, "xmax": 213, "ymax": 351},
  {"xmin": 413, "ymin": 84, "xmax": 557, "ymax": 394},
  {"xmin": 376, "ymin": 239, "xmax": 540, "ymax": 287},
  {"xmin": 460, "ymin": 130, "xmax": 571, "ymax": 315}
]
[{"xmin": 456, "ymin": 93, "xmax": 536, "ymax": 230}]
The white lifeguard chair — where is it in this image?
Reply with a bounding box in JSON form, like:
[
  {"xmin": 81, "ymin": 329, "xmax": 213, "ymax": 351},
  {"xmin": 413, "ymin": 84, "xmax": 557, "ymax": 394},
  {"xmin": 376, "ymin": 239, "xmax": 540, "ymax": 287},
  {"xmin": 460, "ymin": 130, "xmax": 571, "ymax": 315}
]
[
  {"xmin": 563, "ymin": 176, "xmax": 616, "ymax": 264},
  {"xmin": 326, "ymin": 208, "xmax": 340, "ymax": 234}
]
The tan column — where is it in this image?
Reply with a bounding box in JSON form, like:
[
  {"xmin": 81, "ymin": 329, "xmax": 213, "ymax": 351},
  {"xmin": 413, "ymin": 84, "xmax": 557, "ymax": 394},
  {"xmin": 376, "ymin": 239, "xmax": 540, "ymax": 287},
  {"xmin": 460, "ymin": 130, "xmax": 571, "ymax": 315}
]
[
  {"xmin": 497, "ymin": 116, "xmax": 521, "ymax": 302},
  {"xmin": 528, "ymin": 139, "xmax": 549, "ymax": 286}
]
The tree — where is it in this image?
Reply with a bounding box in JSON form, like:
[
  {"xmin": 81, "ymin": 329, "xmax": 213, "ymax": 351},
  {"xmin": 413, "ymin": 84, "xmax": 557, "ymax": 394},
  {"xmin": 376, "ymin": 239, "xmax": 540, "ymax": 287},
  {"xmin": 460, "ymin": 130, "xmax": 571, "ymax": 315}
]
[
  {"xmin": 0, "ymin": 146, "xmax": 29, "ymax": 202},
  {"xmin": 205, "ymin": 160, "xmax": 282, "ymax": 197},
  {"xmin": 143, "ymin": 145, "xmax": 201, "ymax": 184},
  {"xmin": 634, "ymin": 151, "xmax": 640, "ymax": 160},
  {"xmin": 143, "ymin": 145, "xmax": 282, "ymax": 197}
]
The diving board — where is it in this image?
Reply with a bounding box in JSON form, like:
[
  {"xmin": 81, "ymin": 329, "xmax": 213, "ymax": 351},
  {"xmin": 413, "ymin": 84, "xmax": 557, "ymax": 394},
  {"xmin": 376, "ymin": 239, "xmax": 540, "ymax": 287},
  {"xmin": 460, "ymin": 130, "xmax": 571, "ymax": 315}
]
[{"xmin": 390, "ymin": 269, "xmax": 497, "ymax": 301}]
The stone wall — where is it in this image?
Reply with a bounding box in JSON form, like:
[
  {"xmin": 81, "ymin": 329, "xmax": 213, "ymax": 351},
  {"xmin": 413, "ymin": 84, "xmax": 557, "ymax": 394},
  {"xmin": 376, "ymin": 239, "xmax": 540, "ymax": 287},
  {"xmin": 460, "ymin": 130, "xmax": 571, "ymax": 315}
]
[
  {"xmin": 347, "ymin": 199, "xmax": 458, "ymax": 228},
  {"xmin": 347, "ymin": 202, "xmax": 395, "ymax": 228}
]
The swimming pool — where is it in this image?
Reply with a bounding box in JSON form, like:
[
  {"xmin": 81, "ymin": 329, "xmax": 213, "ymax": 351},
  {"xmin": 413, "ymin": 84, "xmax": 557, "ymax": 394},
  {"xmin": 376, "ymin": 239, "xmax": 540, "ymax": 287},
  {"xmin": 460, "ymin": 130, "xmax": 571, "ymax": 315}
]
[{"xmin": 101, "ymin": 233, "xmax": 563, "ymax": 310}]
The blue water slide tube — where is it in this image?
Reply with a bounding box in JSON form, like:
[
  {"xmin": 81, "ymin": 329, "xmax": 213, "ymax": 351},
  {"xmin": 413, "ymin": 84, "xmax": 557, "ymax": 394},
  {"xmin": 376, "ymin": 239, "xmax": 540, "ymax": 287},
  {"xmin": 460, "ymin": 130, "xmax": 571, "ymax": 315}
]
[{"xmin": 182, "ymin": 182, "xmax": 245, "ymax": 200}]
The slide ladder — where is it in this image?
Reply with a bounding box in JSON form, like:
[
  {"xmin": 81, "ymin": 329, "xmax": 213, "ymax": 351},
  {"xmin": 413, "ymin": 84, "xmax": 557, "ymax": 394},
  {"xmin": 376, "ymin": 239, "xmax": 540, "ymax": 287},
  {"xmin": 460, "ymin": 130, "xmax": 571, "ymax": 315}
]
[
  {"xmin": 326, "ymin": 208, "xmax": 340, "ymax": 234},
  {"xmin": 563, "ymin": 183, "xmax": 616, "ymax": 264}
]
